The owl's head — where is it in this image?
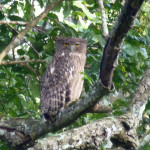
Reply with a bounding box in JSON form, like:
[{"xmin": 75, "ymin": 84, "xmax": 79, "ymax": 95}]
[{"xmin": 56, "ymin": 37, "xmax": 87, "ymax": 53}]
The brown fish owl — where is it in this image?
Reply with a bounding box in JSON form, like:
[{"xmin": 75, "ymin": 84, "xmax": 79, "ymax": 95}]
[{"xmin": 41, "ymin": 37, "xmax": 87, "ymax": 121}]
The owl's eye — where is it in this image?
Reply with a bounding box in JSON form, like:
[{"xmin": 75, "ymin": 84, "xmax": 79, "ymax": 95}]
[
  {"xmin": 75, "ymin": 44, "xmax": 80, "ymax": 47},
  {"xmin": 64, "ymin": 43, "xmax": 69, "ymax": 46}
]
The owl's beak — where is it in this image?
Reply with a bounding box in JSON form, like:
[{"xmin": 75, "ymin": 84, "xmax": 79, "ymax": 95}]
[{"xmin": 70, "ymin": 45, "xmax": 75, "ymax": 52}]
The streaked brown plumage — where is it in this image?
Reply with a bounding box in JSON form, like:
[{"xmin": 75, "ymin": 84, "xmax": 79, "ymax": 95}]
[{"xmin": 41, "ymin": 37, "xmax": 87, "ymax": 121}]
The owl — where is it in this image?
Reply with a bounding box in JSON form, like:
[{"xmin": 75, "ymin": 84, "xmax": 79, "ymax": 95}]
[{"xmin": 41, "ymin": 37, "xmax": 87, "ymax": 121}]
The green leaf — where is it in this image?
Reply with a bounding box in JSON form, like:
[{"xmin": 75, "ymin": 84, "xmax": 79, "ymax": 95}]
[
  {"xmin": 97, "ymin": 35, "xmax": 105, "ymax": 48},
  {"xmin": 27, "ymin": 49, "xmax": 35, "ymax": 59},
  {"xmin": 140, "ymin": 47, "xmax": 148, "ymax": 59},
  {"xmin": 28, "ymin": 79, "xmax": 40, "ymax": 98},
  {"xmin": 37, "ymin": 0, "xmax": 44, "ymax": 8},
  {"xmin": 75, "ymin": 11, "xmax": 85, "ymax": 18},
  {"xmin": 8, "ymin": 15, "xmax": 24, "ymax": 21},
  {"xmin": 81, "ymin": 72, "xmax": 93, "ymax": 85},
  {"xmin": 122, "ymin": 44, "xmax": 138, "ymax": 56},
  {"xmin": 45, "ymin": 56, "xmax": 53, "ymax": 65},
  {"xmin": 24, "ymin": 0, "xmax": 31, "ymax": 21},
  {"xmin": 0, "ymin": 12, "xmax": 5, "ymax": 20},
  {"xmin": 17, "ymin": 49, "xmax": 25, "ymax": 55},
  {"xmin": 48, "ymin": 13, "xmax": 59, "ymax": 20},
  {"xmin": 8, "ymin": 1, "xmax": 18, "ymax": 14},
  {"xmin": 82, "ymin": 31, "xmax": 93, "ymax": 40},
  {"xmin": 74, "ymin": 1, "xmax": 96, "ymax": 21},
  {"xmin": 134, "ymin": 18, "xmax": 140, "ymax": 25}
]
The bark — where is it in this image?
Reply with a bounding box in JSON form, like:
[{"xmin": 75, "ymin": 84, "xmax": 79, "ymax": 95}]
[
  {"xmin": 98, "ymin": 0, "xmax": 109, "ymax": 39},
  {"xmin": 28, "ymin": 67, "xmax": 150, "ymax": 150},
  {"xmin": 0, "ymin": 60, "xmax": 45, "ymax": 65},
  {"xmin": 0, "ymin": 21, "xmax": 28, "ymax": 25},
  {"xmin": 100, "ymin": 0, "xmax": 144, "ymax": 89}
]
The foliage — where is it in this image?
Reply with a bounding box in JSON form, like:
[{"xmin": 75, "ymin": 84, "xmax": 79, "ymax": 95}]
[{"xmin": 0, "ymin": 0, "xmax": 150, "ymax": 149}]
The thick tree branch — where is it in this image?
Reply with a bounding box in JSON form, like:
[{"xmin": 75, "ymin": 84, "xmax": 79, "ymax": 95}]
[
  {"xmin": 98, "ymin": 0, "xmax": 109, "ymax": 39},
  {"xmin": 100, "ymin": 0, "xmax": 144, "ymax": 89},
  {"xmin": 1, "ymin": 64, "xmax": 149, "ymax": 149},
  {"xmin": 0, "ymin": 0, "xmax": 67, "ymax": 63},
  {"xmin": 0, "ymin": 82, "xmax": 109, "ymax": 149},
  {"xmin": 28, "ymin": 67, "xmax": 150, "ymax": 150}
]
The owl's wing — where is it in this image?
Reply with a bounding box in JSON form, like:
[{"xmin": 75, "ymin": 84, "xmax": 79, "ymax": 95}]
[{"xmin": 41, "ymin": 52, "xmax": 74, "ymax": 121}]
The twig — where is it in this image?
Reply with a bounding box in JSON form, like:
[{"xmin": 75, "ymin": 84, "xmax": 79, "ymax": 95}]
[
  {"xmin": 0, "ymin": 21, "xmax": 46, "ymax": 33},
  {"xmin": 98, "ymin": 0, "xmax": 109, "ymax": 39},
  {"xmin": 0, "ymin": 21, "xmax": 28, "ymax": 25},
  {"xmin": 20, "ymin": 63, "xmax": 41, "ymax": 79},
  {"xmin": 0, "ymin": 0, "xmax": 67, "ymax": 63},
  {"xmin": 30, "ymin": 0, "xmax": 35, "ymax": 22},
  {"xmin": 12, "ymin": 48, "xmax": 15, "ymax": 60},
  {"xmin": 7, "ymin": 24, "xmax": 40, "ymax": 57},
  {"xmin": 0, "ymin": 60, "xmax": 45, "ymax": 65},
  {"xmin": 34, "ymin": 25, "xmax": 46, "ymax": 33}
]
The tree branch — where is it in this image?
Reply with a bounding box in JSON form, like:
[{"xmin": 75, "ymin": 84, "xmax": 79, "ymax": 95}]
[
  {"xmin": 0, "ymin": 60, "xmax": 45, "ymax": 65},
  {"xmin": 100, "ymin": 0, "xmax": 144, "ymax": 89},
  {"xmin": 30, "ymin": 0, "xmax": 35, "ymax": 22},
  {"xmin": 1, "ymin": 63, "xmax": 149, "ymax": 149},
  {"xmin": 98, "ymin": 0, "xmax": 109, "ymax": 39},
  {"xmin": 27, "ymin": 67, "xmax": 150, "ymax": 149},
  {"xmin": 0, "ymin": 81, "xmax": 109, "ymax": 149},
  {"xmin": 0, "ymin": 21, "xmax": 28, "ymax": 25},
  {"xmin": 0, "ymin": 21, "xmax": 46, "ymax": 33},
  {"xmin": 0, "ymin": 0, "xmax": 68, "ymax": 63}
]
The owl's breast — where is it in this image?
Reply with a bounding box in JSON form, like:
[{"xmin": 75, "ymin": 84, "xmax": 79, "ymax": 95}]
[{"xmin": 68, "ymin": 53, "xmax": 86, "ymax": 104}]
